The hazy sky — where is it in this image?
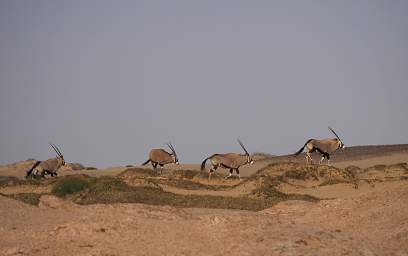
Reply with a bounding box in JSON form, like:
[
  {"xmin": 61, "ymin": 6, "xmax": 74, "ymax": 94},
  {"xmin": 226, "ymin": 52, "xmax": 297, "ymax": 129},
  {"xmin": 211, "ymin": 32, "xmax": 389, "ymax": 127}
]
[{"xmin": 1, "ymin": 1, "xmax": 407, "ymax": 167}]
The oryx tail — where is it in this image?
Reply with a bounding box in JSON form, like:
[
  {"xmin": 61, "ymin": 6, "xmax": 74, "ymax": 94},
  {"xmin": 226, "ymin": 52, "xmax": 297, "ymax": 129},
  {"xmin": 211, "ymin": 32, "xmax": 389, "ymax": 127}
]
[
  {"xmin": 295, "ymin": 139, "xmax": 313, "ymax": 156},
  {"xmin": 201, "ymin": 154, "xmax": 218, "ymax": 171},
  {"xmin": 141, "ymin": 159, "xmax": 151, "ymax": 166},
  {"xmin": 26, "ymin": 161, "xmax": 41, "ymax": 178}
]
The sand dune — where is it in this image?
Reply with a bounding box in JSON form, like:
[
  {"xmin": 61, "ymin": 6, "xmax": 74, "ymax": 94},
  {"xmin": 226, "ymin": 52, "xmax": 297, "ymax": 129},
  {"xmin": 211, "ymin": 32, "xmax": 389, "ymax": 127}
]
[{"xmin": 1, "ymin": 144, "xmax": 408, "ymax": 255}]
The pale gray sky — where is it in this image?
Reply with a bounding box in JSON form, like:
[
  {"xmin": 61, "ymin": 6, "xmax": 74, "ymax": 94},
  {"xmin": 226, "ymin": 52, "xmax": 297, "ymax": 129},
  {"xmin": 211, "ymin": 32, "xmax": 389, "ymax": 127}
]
[{"xmin": 1, "ymin": 1, "xmax": 407, "ymax": 167}]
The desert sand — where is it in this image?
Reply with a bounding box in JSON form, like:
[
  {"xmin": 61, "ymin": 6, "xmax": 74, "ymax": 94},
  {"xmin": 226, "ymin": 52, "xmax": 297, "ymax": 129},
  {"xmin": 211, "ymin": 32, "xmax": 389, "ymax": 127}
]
[{"xmin": 1, "ymin": 145, "xmax": 407, "ymax": 256}]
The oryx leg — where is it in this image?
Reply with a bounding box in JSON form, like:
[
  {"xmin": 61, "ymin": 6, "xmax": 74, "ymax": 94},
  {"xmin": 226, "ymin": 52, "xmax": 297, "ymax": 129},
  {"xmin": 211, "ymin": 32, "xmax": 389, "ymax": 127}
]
[
  {"xmin": 32, "ymin": 168, "xmax": 39, "ymax": 176},
  {"xmin": 305, "ymin": 145, "xmax": 314, "ymax": 164},
  {"xmin": 31, "ymin": 169, "xmax": 39, "ymax": 179},
  {"xmin": 319, "ymin": 155, "xmax": 325, "ymax": 165},
  {"xmin": 26, "ymin": 169, "xmax": 34, "ymax": 179},
  {"xmin": 306, "ymin": 152, "xmax": 313, "ymax": 164},
  {"xmin": 32, "ymin": 167, "xmax": 44, "ymax": 179},
  {"xmin": 159, "ymin": 164, "xmax": 164, "ymax": 174},
  {"xmin": 208, "ymin": 164, "xmax": 218, "ymax": 181},
  {"xmin": 326, "ymin": 154, "xmax": 331, "ymax": 166},
  {"xmin": 152, "ymin": 162, "xmax": 158, "ymax": 169},
  {"xmin": 225, "ymin": 168, "xmax": 233, "ymax": 179},
  {"xmin": 235, "ymin": 168, "xmax": 241, "ymax": 180},
  {"xmin": 46, "ymin": 170, "xmax": 57, "ymax": 177},
  {"xmin": 44, "ymin": 170, "xmax": 52, "ymax": 177},
  {"xmin": 208, "ymin": 168, "xmax": 214, "ymax": 181},
  {"xmin": 319, "ymin": 153, "xmax": 331, "ymax": 166}
]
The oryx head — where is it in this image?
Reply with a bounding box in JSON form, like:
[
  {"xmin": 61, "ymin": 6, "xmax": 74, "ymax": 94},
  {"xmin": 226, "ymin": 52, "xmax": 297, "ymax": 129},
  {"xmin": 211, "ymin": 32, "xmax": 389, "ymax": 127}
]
[
  {"xmin": 166, "ymin": 142, "xmax": 179, "ymax": 165},
  {"xmin": 238, "ymin": 139, "xmax": 254, "ymax": 165},
  {"xmin": 50, "ymin": 143, "xmax": 65, "ymax": 166},
  {"xmin": 328, "ymin": 127, "xmax": 345, "ymax": 149}
]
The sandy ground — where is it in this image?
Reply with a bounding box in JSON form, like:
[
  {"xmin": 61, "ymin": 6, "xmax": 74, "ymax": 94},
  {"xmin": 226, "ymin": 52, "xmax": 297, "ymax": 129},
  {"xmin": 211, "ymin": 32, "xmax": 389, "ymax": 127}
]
[
  {"xmin": 335, "ymin": 152, "xmax": 408, "ymax": 168},
  {"xmin": 1, "ymin": 144, "xmax": 408, "ymax": 256},
  {"xmin": 1, "ymin": 181, "xmax": 407, "ymax": 256},
  {"xmin": 1, "ymin": 151, "xmax": 407, "ymax": 179}
]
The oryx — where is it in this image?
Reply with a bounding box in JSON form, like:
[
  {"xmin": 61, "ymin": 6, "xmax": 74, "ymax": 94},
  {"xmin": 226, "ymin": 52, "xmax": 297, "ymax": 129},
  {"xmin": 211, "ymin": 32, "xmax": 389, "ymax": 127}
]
[
  {"xmin": 26, "ymin": 144, "xmax": 66, "ymax": 179},
  {"xmin": 201, "ymin": 139, "xmax": 254, "ymax": 181},
  {"xmin": 294, "ymin": 126, "xmax": 345, "ymax": 165},
  {"xmin": 141, "ymin": 143, "xmax": 179, "ymax": 172}
]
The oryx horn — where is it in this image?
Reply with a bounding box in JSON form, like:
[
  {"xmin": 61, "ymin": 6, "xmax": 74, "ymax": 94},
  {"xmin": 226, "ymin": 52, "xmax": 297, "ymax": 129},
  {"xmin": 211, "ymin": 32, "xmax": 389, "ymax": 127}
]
[
  {"xmin": 166, "ymin": 142, "xmax": 176, "ymax": 156},
  {"xmin": 328, "ymin": 126, "xmax": 342, "ymax": 141},
  {"xmin": 237, "ymin": 139, "xmax": 249, "ymax": 156},
  {"xmin": 50, "ymin": 143, "xmax": 63, "ymax": 158}
]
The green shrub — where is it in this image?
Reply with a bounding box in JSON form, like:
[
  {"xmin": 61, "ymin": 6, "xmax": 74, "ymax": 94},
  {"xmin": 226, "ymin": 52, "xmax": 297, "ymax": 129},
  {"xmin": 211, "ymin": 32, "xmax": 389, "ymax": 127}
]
[
  {"xmin": 52, "ymin": 176, "xmax": 91, "ymax": 197},
  {"xmin": 9, "ymin": 193, "xmax": 41, "ymax": 205}
]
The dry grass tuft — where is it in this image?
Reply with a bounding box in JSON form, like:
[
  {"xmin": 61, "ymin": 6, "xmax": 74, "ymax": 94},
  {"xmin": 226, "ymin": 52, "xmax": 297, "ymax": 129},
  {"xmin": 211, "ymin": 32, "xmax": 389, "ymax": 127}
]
[{"xmin": 51, "ymin": 175, "xmax": 92, "ymax": 197}]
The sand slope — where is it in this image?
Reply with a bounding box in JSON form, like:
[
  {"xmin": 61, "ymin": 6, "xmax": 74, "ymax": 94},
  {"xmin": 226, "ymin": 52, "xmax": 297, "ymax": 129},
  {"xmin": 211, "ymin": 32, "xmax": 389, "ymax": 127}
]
[
  {"xmin": 1, "ymin": 144, "xmax": 408, "ymax": 256},
  {"xmin": 0, "ymin": 180, "xmax": 407, "ymax": 256}
]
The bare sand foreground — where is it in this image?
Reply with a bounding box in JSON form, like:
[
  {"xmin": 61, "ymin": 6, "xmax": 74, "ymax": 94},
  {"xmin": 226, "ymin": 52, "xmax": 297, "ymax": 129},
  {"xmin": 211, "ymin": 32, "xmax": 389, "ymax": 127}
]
[{"xmin": 1, "ymin": 145, "xmax": 408, "ymax": 256}]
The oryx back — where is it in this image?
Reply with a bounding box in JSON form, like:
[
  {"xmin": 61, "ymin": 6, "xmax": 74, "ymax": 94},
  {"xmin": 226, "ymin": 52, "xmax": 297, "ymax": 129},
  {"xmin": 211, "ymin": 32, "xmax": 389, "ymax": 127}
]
[
  {"xmin": 26, "ymin": 143, "xmax": 65, "ymax": 178},
  {"xmin": 150, "ymin": 149, "xmax": 173, "ymax": 165},
  {"xmin": 201, "ymin": 139, "xmax": 253, "ymax": 180},
  {"xmin": 295, "ymin": 127, "xmax": 345, "ymax": 165},
  {"xmin": 309, "ymin": 138, "xmax": 341, "ymax": 154},
  {"xmin": 39, "ymin": 157, "xmax": 63, "ymax": 174},
  {"xmin": 211, "ymin": 153, "xmax": 248, "ymax": 169},
  {"xmin": 28, "ymin": 157, "xmax": 64, "ymax": 178}
]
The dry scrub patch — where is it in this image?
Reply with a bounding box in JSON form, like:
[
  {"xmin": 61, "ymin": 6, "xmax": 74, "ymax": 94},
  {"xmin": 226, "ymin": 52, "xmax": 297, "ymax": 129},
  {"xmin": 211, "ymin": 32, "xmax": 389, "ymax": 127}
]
[
  {"xmin": 248, "ymin": 162, "xmax": 359, "ymax": 188},
  {"xmin": 0, "ymin": 167, "xmax": 319, "ymax": 211},
  {"xmin": 270, "ymin": 162, "xmax": 408, "ymax": 198},
  {"xmin": 3, "ymin": 162, "xmax": 406, "ymax": 211}
]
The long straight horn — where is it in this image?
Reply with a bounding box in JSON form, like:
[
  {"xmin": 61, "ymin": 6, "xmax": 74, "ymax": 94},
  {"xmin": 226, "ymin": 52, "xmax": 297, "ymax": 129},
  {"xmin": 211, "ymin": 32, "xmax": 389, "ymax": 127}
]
[
  {"xmin": 328, "ymin": 126, "xmax": 342, "ymax": 141},
  {"xmin": 237, "ymin": 139, "xmax": 249, "ymax": 155},
  {"xmin": 169, "ymin": 142, "xmax": 177, "ymax": 156},
  {"xmin": 54, "ymin": 144, "xmax": 63, "ymax": 157},
  {"xmin": 55, "ymin": 144, "xmax": 64, "ymax": 157},
  {"xmin": 166, "ymin": 143, "xmax": 175, "ymax": 155},
  {"xmin": 50, "ymin": 143, "xmax": 62, "ymax": 157},
  {"xmin": 52, "ymin": 143, "xmax": 63, "ymax": 158}
]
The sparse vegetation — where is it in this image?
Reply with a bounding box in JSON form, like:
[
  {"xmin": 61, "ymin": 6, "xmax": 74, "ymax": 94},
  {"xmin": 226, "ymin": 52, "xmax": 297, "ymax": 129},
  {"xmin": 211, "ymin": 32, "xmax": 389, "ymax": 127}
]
[
  {"xmin": 319, "ymin": 179, "xmax": 350, "ymax": 187},
  {"xmin": 172, "ymin": 169, "xmax": 198, "ymax": 179},
  {"xmin": 388, "ymin": 163, "xmax": 408, "ymax": 173},
  {"xmin": 373, "ymin": 165, "xmax": 387, "ymax": 171},
  {"xmin": 251, "ymin": 184, "xmax": 318, "ymax": 209},
  {"xmin": 0, "ymin": 176, "xmax": 41, "ymax": 187},
  {"xmin": 120, "ymin": 167, "xmax": 160, "ymax": 178},
  {"xmin": 284, "ymin": 169, "xmax": 311, "ymax": 180},
  {"xmin": 51, "ymin": 175, "xmax": 91, "ymax": 197},
  {"xmin": 151, "ymin": 177, "xmax": 211, "ymax": 190},
  {"xmin": 2, "ymin": 161, "xmax": 407, "ymax": 211},
  {"xmin": 7, "ymin": 193, "xmax": 41, "ymax": 205},
  {"xmin": 67, "ymin": 163, "xmax": 85, "ymax": 171},
  {"xmin": 28, "ymin": 173, "xmax": 314, "ymax": 211},
  {"xmin": 345, "ymin": 165, "xmax": 361, "ymax": 173},
  {"xmin": 77, "ymin": 184, "xmax": 269, "ymax": 210},
  {"xmin": 0, "ymin": 176, "xmax": 20, "ymax": 187}
]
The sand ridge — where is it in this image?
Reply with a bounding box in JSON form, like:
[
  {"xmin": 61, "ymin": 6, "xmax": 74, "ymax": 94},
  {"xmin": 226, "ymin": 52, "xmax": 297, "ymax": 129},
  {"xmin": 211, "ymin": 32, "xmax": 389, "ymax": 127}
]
[{"xmin": 1, "ymin": 144, "xmax": 408, "ymax": 255}]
